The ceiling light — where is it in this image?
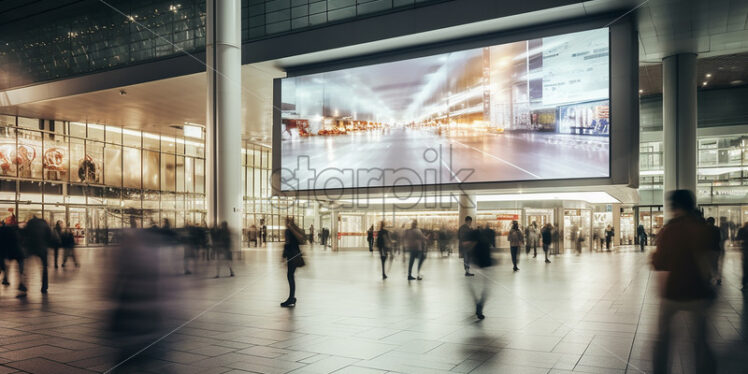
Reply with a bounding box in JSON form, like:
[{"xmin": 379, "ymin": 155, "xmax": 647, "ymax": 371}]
[
  {"xmin": 730, "ymin": 80, "xmax": 744, "ymax": 85},
  {"xmin": 183, "ymin": 124, "xmax": 203, "ymax": 139},
  {"xmin": 702, "ymin": 81, "xmax": 708, "ymax": 86},
  {"xmin": 705, "ymin": 73, "xmax": 711, "ymax": 78},
  {"xmin": 638, "ymin": 89, "xmax": 644, "ymax": 94}
]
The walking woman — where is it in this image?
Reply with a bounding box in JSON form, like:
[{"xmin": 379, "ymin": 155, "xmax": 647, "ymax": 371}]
[
  {"xmin": 376, "ymin": 221, "xmax": 392, "ymax": 279},
  {"xmin": 508, "ymin": 221, "xmax": 524, "ymax": 272},
  {"xmin": 281, "ymin": 217, "xmax": 306, "ymax": 307}
]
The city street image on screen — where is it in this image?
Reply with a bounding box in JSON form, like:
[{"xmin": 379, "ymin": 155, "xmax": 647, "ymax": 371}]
[{"xmin": 280, "ymin": 28, "xmax": 610, "ymax": 191}]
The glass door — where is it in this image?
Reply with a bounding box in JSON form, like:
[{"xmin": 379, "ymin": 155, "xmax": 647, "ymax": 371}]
[
  {"xmin": 69, "ymin": 206, "xmax": 86, "ymax": 245},
  {"xmin": 564, "ymin": 209, "xmax": 591, "ymax": 253}
]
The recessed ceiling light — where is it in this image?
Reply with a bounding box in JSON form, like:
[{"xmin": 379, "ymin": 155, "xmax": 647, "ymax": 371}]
[
  {"xmin": 730, "ymin": 80, "xmax": 744, "ymax": 85},
  {"xmin": 702, "ymin": 81, "xmax": 708, "ymax": 86},
  {"xmin": 638, "ymin": 89, "xmax": 644, "ymax": 93},
  {"xmin": 705, "ymin": 73, "xmax": 712, "ymax": 78}
]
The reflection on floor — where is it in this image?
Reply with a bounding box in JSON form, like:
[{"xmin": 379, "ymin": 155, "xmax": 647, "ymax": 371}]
[{"xmin": 0, "ymin": 244, "xmax": 746, "ymax": 374}]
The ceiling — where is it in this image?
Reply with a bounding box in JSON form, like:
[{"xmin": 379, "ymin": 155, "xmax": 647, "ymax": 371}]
[
  {"xmin": 639, "ymin": 52, "xmax": 748, "ymax": 95},
  {"xmin": 0, "ymin": 62, "xmax": 283, "ymax": 141},
  {"xmin": 1, "ymin": 0, "xmax": 748, "ymax": 138}
]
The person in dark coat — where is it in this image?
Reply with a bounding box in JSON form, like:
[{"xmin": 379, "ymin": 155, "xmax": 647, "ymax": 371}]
[
  {"xmin": 20, "ymin": 216, "xmax": 52, "ymax": 296},
  {"xmin": 376, "ymin": 221, "xmax": 392, "ymax": 279},
  {"xmin": 212, "ymin": 221, "xmax": 234, "ymax": 278},
  {"xmin": 0, "ymin": 222, "xmax": 23, "ymax": 287},
  {"xmin": 637, "ymin": 224, "xmax": 648, "ymax": 252},
  {"xmin": 60, "ymin": 224, "xmax": 78, "ymax": 268},
  {"xmin": 282, "ymin": 217, "xmax": 305, "ymax": 307},
  {"xmin": 366, "ymin": 225, "xmax": 375, "ymax": 252},
  {"xmin": 652, "ymin": 190, "xmax": 716, "ymax": 374},
  {"xmin": 52, "ymin": 220, "xmax": 63, "ymax": 268},
  {"xmin": 463, "ymin": 225, "xmax": 495, "ymax": 319},
  {"xmin": 706, "ymin": 217, "xmax": 723, "ymax": 285},
  {"xmin": 736, "ymin": 222, "xmax": 748, "ymax": 292},
  {"xmin": 541, "ymin": 223, "xmax": 552, "ymax": 263}
]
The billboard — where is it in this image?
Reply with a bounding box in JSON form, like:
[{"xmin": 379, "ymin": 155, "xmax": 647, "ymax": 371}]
[{"xmin": 278, "ymin": 28, "xmax": 610, "ymax": 192}]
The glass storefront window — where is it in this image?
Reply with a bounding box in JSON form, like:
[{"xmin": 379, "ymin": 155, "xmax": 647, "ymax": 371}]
[
  {"xmin": 123, "ymin": 147, "xmax": 141, "ymax": 188},
  {"xmin": 43, "ymin": 133, "xmax": 68, "ymax": 182},
  {"xmin": 143, "ymin": 150, "xmax": 160, "ymax": 190},
  {"xmin": 85, "ymin": 140, "xmax": 104, "ymax": 184},
  {"xmin": 161, "ymin": 153, "xmax": 176, "ymax": 191},
  {"xmin": 104, "ymin": 144, "xmax": 123, "ymax": 186},
  {"xmin": 17, "ymin": 130, "xmax": 43, "ymax": 179}
]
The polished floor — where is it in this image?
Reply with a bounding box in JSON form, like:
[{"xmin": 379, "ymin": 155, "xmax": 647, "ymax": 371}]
[{"xmin": 0, "ymin": 244, "xmax": 746, "ymax": 374}]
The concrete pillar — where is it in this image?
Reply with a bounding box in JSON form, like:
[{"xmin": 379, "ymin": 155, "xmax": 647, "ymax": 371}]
[
  {"xmin": 206, "ymin": 0, "xmax": 242, "ymax": 249},
  {"xmin": 662, "ymin": 53, "xmax": 698, "ymax": 218},
  {"xmin": 457, "ymin": 193, "xmax": 477, "ymax": 227},
  {"xmin": 554, "ymin": 206, "xmax": 564, "ymax": 254},
  {"xmin": 331, "ymin": 210, "xmax": 339, "ymax": 251},
  {"xmin": 612, "ymin": 204, "xmax": 621, "ymax": 246}
]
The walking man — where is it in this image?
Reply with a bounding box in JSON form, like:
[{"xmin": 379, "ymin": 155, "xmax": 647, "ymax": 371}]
[{"xmin": 458, "ymin": 216, "xmax": 475, "ymax": 276}]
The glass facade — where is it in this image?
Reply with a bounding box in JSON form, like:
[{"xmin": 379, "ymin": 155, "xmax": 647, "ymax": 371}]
[
  {"xmin": 639, "ymin": 133, "xmax": 748, "ymax": 203},
  {"xmin": 637, "ymin": 132, "xmax": 748, "ymax": 243},
  {"xmin": 243, "ymin": 0, "xmax": 444, "ymax": 40},
  {"xmin": 242, "ymin": 142, "xmax": 305, "ymax": 243},
  {"xmin": 0, "ymin": 114, "xmax": 206, "ymax": 245},
  {"xmin": 0, "ymin": 0, "xmax": 445, "ymax": 90},
  {"xmin": 0, "ymin": 0, "xmax": 207, "ymax": 90}
]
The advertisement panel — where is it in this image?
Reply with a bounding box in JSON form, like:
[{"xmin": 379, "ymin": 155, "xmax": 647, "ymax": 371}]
[{"xmin": 278, "ymin": 28, "xmax": 611, "ymax": 191}]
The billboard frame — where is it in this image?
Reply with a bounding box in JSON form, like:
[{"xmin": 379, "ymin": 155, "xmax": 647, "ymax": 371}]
[{"xmin": 272, "ymin": 13, "xmax": 638, "ymax": 199}]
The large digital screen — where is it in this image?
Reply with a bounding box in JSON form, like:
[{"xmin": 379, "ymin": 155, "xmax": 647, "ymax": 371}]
[{"xmin": 279, "ymin": 28, "xmax": 610, "ymax": 191}]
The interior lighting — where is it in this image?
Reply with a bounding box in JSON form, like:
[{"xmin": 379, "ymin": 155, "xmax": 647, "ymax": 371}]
[
  {"xmin": 183, "ymin": 123, "xmax": 203, "ymax": 139},
  {"xmin": 702, "ymin": 81, "xmax": 708, "ymax": 86},
  {"xmin": 705, "ymin": 73, "xmax": 712, "ymax": 78}
]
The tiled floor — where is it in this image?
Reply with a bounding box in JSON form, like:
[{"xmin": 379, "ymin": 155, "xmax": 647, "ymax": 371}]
[{"xmin": 0, "ymin": 244, "xmax": 746, "ymax": 374}]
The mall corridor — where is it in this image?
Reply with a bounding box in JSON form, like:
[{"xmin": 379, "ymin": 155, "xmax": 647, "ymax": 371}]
[{"xmin": 0, "ymin": 245, "xmax": 746, "ymax": 374}]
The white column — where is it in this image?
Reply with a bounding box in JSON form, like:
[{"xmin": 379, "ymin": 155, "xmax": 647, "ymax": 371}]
[
  {"xmin": 458, "ymin": 193, "xmax": 477, "ymax": 227},
  {"xmin": 331, "ymin": 210, "xmax": 339, "ymax": 251},
  {"xmin": 662, "ymin": 53, "xmax": 698, "ymax": 218},
  {"xmin": 206, "ymin": 0, "xmax": 242, "ymax": 249}
]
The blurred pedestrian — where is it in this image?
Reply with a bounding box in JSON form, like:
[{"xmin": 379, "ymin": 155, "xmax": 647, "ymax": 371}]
[
  {"xmin": 308, "ymin": 224, "xmax": 315, "ymax": 245},
  {"xmin": 376, "ymin": 221, "xmax": 392, "ymax": 279},
  {"xmin": 528, "ymin": 222, "xmax": 539, "ymax": 258},
  {"xmin": 52, "ymin": 220, "xmax": 63, "ymax": 268},
  {"xmin": 637, "ymin": 224, "xmax": 648, "ymax": 252},
  {"xmin": 367, "ymin": 225, "xmax": 375, "ymax": 252},
  {"xmin": 0, "ymin": 222, "xmax": 22, "ymax": 287},
  {"xmin": 20, "ymin": 215, "xmax": 52, "ymax": 296},
  {"xmin": 405, "ymin": 220, "xmax": 427, "ymax": 280},
  {"xmin": 212, "ymin": 221, "xmax": 234, "ymax": 278},
  {"xmin": 247, "ymin": 224, "xmax": 259, "ymax": 247},
  {"xmin": 60, "ymin": 223, "xmax": 78, "ymax": 268},
  {"xmin": 652, "ymin": 190, "xmax": 716, "ymax": 374},
  {"xmin": 458, "ymin": 216, "xmax": 475, "ymax": 277},
  {"xmin": 706, "ymin": 217, "xmax": 722, "ymax": 285},
  {"xmin": 541, "ymin": 223, "xmax": 552, "ymax": 263},
  {"xmin": 463, "ymin": 223, "xmax": 495, "ymax": 320},
  {"xmin": 508, "ymin": 221, "xmax": 523, "ymax": 272},
  {"xmin": 737, "ymin": 222, "xmax": 748, "ymax": 292},
  {"xmin": 604, "ymin": 225, "xmax": 614, "ymax": 251},
  {"xmin": 282, "ymin": 217, "xmax": 306, "ymax": 307},
  {"xmin": 261, "ymin": 223, "xmax": 267, "ymax": 245}
]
